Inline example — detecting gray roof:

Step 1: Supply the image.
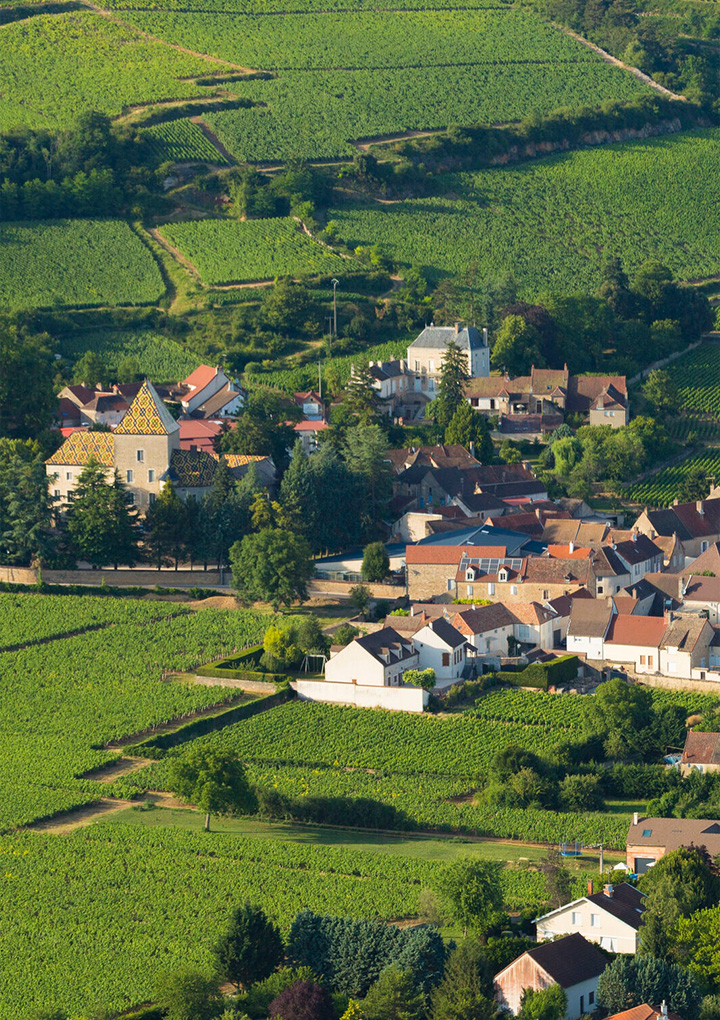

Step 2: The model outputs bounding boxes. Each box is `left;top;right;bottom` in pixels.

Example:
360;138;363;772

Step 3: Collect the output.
409;325;486;352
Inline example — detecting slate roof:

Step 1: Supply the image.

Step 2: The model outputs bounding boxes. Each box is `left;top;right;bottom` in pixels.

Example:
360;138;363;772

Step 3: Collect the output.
409;324;486;351
195;382;242;418
354;627;416;665
115;380;180;436
46;431;114;468
642;499;720;538
496;933;607;989
627;816;720;855
681;731;720;768
537;883;645;931
593;546;630;578
421;617;467;648
613;535;662;566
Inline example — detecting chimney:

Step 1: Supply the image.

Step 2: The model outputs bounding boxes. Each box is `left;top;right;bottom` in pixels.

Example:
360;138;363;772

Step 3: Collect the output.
697;500;705;516
633;811;639;825
454;322;461;335
632;530;637;542
661;1003;668;1019
483;327;489;346
587;880;594;896
680;576;688;598
603;883;614;898
569;541;575;555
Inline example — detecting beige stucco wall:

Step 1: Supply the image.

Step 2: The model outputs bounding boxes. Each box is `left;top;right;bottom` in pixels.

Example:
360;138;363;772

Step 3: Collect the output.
113;431;179;510
589;407;627;428
47;463;116;506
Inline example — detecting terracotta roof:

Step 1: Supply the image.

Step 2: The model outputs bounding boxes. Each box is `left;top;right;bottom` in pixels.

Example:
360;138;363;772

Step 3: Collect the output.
605;1005;683;1020
181;364;218;392
680;541;720;576
63;384;97;406
627;816;720;855
496;933;607;990
179;419;224;453
45;431;114;467
386;445;480;474
406;544;505;565
295;419;329;432
524;557;592;584
195;382;241;417
115;380;180;436
452;603;515;634
547;544;593;560
542;520;610;548
508;601;556;625
606;614;667;648
644;499;720;538
567;375;627;413
681;731;720;767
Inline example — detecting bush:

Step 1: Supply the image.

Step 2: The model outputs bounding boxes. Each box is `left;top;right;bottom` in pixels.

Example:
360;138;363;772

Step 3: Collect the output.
498;656;578;692
269;980;335;1020
333;624;360;646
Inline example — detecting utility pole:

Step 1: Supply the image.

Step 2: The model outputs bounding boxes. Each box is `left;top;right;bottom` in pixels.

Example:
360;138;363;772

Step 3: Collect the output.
318;361;322;400
331;278;339;337
599;844;604;873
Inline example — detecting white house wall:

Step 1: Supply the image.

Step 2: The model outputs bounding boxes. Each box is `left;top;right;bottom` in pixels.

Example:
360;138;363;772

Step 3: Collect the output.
295;679;427;712
535;900;639;954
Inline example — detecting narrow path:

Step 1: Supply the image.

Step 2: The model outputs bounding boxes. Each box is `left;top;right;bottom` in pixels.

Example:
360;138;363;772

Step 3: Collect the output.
81;755;154;783
28;798;137;834
149;226;203;283
554;24;688;101
104;693;249;750
355;128;447;151
190;116;237;163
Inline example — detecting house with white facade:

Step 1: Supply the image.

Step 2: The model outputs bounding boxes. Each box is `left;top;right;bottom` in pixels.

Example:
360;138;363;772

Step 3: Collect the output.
494;933;608;1020
178;365;245;418
408;323;490;396
411;617;468;686
535;882;645;955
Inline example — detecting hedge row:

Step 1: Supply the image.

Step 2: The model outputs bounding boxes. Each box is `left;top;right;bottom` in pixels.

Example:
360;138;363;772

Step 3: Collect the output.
498;655;579;692
0;580;220;600
195;645;289;684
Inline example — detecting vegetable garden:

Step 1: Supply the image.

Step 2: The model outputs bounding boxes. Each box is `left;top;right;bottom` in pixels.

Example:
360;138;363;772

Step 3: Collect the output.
0;219;165;310
159;217;351;284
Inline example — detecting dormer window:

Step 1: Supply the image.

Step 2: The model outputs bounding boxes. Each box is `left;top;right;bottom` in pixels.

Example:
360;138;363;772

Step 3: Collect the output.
466;569;474;582
499;569;508;582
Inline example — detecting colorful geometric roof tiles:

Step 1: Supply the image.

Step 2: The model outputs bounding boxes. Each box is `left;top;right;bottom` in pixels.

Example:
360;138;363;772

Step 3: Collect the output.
169;449;218;488
45;431;114;467
115;380;180;436
215;453;267;468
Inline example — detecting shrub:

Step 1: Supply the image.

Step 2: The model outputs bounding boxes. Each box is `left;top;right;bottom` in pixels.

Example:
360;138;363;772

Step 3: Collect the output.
333;624;360;646
269;980;335;1020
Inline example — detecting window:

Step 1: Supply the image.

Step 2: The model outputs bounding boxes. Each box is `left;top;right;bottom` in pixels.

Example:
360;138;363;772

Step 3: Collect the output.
447;579;454;592
488;583;495;595
428;360;435;373
148;469;155;483
702;541;709;552
486;639;491;652
466;570;474;582
490;399;496;410
648;655;653;668
149;493;156;506
590;914;600;927
414;360;420;372
542;590;549;599
136;449;145;463
126;469;133;483
510;585;517;595
640;655;646;665
467;585;474;596
571;911;581;925
54;489;60;498
589;993;595;1006
128;492;135;505
66;471;72;480
580;997;584;1015
442;653;450;667
642;829;652;837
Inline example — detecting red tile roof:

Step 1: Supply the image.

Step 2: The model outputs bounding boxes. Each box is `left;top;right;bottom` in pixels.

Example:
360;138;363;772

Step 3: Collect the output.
406;544;506;564
547;544;593;559
181;364;218;392
605;614;667;648
605;1005;683;1020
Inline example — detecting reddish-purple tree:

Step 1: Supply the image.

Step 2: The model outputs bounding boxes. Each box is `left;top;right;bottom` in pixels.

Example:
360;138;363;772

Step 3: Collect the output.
269;980;335;1020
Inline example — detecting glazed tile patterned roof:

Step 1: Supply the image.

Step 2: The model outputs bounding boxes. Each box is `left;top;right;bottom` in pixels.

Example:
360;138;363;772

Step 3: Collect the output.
170;449;218;488
213;453;267;468
46;431;114;467
115;379;180;436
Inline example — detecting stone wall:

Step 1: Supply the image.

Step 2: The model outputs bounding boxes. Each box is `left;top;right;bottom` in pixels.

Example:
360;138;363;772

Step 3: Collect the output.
308;579;404;599
294;678;427;712
43;568;225;588
0;566;39;584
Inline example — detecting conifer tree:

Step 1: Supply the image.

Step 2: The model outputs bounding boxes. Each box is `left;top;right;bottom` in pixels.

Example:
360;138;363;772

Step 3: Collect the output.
65;460;139;568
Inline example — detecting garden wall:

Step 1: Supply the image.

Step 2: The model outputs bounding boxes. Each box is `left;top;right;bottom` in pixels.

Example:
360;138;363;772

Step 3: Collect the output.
308;579;403;598
0;566;38;584
43;568;224;588
294;679;427;712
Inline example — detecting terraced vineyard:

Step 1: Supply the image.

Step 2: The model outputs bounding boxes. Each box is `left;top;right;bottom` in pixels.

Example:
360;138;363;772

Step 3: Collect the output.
329;128;720;291
0;10;231;132
670;342;720;413
0;219;165;310
159;216;351;283
57;326;198;382
625;449;720;507
142;118;229;165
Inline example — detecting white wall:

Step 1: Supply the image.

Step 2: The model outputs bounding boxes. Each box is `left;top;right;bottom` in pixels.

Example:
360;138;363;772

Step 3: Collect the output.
465;623;514;657
564;977;602;1020
566;634;605;660
604;642;660;673
295;679;428;712
536;900;639;954
413;626;466;687
325;642;387;687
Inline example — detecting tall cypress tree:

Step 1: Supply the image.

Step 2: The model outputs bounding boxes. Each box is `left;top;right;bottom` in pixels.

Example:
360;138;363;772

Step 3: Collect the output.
436;338;469;428
65;460;139;568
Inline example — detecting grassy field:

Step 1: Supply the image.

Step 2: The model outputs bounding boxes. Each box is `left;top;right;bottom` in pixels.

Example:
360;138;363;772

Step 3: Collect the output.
329;128;720;293
56;326;199;382
159;217;352;284
0;10;230;132
0;219;165;310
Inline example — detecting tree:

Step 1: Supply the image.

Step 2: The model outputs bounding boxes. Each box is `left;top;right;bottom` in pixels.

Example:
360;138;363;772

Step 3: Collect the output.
597;255;635;319
518;985;567;1020
262;623;302;672
430;940;496;1020
362;541;390;582
362;965;423;1020
144;480;187;569
230;527;313;610
499;440;522;465
539;850;572;909
349;582;372;617
72;350;108;389
558;773;603;812
341;364;382;426
597;954;701;1020
222;388;301;473
343;426;392;541
586;676;653;758
434;858;503;937
491;315;543;376
436;338;470;428
403;668;436;690
678;466;710;504
445;402;493;462
213;903;284;990
269;980;335;1020
639;846;720;947
65;460;139;568
0;439;54;565
154;968;222;1020
334;623;360;646
642;369;680;415
675;907;720;991
166;747;256;831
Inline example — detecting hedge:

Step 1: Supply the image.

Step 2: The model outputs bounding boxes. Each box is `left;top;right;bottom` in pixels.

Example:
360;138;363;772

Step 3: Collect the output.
0;580;220;600
498;655;579;692
134;688;295;754
195;645;291;684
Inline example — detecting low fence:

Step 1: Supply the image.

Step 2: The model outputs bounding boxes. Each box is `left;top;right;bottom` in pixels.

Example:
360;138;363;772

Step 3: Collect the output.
294;678;427;712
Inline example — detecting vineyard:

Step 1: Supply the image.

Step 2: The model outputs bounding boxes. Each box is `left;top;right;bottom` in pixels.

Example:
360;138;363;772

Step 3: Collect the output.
142;118;230;165
0;219;165;311
0;10;230;132
57;326;198;382
159;217;351;284
329;128;720;292
667;342;720;413
624;449;720;507
0;598;269;830
244;339;409;393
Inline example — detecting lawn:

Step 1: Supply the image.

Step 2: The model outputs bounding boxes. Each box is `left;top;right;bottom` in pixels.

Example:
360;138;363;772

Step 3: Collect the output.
0;219;165;310
329;128;720;294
